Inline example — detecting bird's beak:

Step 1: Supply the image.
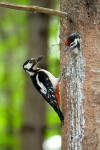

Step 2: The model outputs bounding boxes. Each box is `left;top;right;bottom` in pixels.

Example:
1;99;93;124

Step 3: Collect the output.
36;56;43;63
31;56;43;65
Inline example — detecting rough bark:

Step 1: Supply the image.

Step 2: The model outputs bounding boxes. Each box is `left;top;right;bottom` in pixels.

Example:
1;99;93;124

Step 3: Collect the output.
21;1;51;150
60;0;100;150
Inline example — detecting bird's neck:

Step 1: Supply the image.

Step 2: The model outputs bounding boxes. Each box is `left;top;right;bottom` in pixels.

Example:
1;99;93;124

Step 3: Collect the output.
26;68;35;76
26;68;40;77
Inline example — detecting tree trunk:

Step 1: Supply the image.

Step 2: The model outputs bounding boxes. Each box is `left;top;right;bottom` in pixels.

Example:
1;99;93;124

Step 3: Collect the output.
22;1;51;150
60;0;100;149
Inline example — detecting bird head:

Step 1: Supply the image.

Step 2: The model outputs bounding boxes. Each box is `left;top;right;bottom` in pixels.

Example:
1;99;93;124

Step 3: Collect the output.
23;56;43;72
64;33;81;51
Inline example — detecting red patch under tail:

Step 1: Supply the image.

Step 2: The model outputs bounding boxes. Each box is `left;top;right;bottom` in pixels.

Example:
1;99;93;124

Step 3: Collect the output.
55;84;60;106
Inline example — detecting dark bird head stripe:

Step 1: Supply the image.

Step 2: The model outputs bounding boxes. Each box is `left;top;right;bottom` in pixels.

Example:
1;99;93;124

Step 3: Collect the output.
23;56;43;71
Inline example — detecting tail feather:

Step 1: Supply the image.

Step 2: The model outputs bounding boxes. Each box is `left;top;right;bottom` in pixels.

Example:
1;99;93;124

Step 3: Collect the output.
52;105;64;126
57;109;64;127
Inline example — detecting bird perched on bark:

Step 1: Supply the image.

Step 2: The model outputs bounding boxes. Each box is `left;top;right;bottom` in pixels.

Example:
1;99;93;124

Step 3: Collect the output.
23;56;64;126
64;33;81;54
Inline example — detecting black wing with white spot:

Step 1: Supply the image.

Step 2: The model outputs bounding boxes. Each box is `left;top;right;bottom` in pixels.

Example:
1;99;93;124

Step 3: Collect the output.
37;71;64;125
37;71;58;106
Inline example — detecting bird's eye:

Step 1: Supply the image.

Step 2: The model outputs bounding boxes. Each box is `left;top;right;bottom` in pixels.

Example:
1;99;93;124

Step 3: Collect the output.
29;60;32;63
29;59;34;64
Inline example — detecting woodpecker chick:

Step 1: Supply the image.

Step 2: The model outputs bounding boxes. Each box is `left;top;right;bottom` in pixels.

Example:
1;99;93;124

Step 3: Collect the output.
23;56;64;125
64;33;81;54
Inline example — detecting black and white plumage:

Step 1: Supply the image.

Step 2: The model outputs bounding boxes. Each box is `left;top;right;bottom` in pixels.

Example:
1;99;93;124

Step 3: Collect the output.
23;56;64;125
64;33;81;54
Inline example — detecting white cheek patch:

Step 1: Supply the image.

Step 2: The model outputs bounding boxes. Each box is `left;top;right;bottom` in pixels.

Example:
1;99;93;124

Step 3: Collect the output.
70;38;80;49
74;38;78;44
75;38;80;45
36;74;47;94
24;63;33;70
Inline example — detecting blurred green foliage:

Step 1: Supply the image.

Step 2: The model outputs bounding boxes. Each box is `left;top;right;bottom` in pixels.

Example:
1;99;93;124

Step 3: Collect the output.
0;0;28;149
0;0;60;149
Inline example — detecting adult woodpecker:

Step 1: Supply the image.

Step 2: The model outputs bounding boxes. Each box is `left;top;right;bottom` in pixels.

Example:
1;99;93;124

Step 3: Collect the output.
64;33;81;53
23;56;64;125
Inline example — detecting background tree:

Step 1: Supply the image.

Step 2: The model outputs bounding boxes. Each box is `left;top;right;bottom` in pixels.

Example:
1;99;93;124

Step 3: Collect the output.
60;0;100;149
21;0;51;150
0;1;27;149
0;0;61;150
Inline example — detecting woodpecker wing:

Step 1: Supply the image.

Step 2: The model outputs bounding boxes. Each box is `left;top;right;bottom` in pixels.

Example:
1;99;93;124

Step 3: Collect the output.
36;71;64;124
36;71;58;106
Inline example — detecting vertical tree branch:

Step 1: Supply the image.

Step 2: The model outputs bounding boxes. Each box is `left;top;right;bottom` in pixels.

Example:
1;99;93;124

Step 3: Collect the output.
22;0;51;149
